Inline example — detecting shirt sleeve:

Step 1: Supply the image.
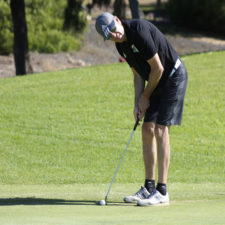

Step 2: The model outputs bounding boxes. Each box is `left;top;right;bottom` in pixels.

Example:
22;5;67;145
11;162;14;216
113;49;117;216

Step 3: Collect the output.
133;23;157;60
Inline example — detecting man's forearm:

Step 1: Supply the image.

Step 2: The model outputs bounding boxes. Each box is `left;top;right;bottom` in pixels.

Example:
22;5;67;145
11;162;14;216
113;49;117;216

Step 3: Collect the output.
142;68;163;99
133;69;145;107
143;54;164;99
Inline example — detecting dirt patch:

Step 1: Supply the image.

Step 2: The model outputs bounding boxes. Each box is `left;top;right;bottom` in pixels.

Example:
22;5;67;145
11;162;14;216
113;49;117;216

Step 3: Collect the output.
1;19;225;79
191;37;225;46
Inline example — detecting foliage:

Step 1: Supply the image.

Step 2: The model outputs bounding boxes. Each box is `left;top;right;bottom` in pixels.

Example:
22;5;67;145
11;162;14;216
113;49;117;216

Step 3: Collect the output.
167;0;225;36
0;1;13;54
0;0;87;55
63;0;87;33
113;0;126;19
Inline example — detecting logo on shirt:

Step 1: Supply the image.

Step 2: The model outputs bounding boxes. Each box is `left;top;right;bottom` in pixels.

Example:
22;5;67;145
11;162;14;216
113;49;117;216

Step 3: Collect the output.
131;44;139;53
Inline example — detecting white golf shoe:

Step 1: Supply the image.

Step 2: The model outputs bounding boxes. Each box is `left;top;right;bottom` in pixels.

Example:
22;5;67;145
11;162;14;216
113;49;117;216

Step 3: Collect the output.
137;190;169;206
124;186;150;203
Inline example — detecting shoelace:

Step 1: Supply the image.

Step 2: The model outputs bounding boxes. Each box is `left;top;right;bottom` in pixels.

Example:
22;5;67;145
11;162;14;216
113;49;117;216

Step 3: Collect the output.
135;187;147;198
147;190;157;199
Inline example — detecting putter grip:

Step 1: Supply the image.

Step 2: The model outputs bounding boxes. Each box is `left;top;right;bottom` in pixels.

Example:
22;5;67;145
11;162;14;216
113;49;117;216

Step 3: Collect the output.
133;119;139;131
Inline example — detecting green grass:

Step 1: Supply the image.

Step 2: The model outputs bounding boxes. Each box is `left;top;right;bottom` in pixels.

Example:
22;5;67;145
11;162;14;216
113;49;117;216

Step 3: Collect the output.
0;183;224;225
0;51;225;224
0;52;225;185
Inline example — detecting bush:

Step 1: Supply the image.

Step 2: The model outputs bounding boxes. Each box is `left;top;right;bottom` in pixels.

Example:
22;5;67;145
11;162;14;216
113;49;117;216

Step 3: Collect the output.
0;0;87;55
0;1;13;54
167;0;225;36
63;0;87;33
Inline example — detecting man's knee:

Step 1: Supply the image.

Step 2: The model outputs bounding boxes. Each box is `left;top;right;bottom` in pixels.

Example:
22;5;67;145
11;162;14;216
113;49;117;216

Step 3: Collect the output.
154;125;169;140
142;122;155;138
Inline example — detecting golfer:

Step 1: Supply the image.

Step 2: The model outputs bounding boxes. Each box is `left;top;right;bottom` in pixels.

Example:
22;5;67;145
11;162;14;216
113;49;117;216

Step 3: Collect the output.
95;12;188;206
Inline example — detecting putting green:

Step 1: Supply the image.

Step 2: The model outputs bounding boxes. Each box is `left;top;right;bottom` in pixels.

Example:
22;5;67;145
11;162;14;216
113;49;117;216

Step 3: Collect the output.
0;200;224;225
0;183;224;225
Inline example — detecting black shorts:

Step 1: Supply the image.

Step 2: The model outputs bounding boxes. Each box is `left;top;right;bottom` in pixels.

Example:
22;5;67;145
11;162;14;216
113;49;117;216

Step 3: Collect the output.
144;62;188;126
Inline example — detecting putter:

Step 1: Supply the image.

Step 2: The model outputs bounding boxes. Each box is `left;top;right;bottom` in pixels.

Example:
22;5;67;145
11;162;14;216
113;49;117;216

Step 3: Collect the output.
104;119;139;204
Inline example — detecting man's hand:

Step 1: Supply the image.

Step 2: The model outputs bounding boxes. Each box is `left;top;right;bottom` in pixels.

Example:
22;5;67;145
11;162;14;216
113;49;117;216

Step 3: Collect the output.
138;95;150;120
133;106;139;121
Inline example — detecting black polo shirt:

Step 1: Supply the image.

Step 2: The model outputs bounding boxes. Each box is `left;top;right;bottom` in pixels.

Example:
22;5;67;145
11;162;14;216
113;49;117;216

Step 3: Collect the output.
116;19;178;86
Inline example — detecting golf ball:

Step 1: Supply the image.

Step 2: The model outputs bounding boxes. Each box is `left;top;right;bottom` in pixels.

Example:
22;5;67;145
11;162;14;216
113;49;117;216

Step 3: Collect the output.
99;200;106;206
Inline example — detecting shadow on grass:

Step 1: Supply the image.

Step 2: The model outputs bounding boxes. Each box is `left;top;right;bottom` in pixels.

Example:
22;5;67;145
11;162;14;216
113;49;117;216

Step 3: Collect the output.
0;198;134;207
0;198;97;206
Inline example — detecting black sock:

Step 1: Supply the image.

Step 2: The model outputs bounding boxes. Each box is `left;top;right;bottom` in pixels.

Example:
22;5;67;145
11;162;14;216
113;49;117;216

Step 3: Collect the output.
156;183;167;196
144;179;155;194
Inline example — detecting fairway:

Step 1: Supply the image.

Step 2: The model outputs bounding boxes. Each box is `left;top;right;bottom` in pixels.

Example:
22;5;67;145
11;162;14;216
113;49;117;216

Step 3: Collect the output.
0;51;225;224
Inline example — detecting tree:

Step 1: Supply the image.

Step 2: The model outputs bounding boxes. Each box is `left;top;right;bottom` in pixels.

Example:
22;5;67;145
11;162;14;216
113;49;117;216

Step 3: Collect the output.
129;0;140;19
10;0;33;75
63;0;87;32
86;0;111;14
114;0;140;19
156;0;161;10
113;0;126;19
167;0;225;35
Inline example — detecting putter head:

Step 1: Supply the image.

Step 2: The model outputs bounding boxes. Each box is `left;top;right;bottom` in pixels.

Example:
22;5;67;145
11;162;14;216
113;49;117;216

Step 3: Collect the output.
105;196;108;205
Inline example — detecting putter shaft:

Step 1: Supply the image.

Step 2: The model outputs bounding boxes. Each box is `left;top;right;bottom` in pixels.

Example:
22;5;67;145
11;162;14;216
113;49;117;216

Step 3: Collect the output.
105;120;139;203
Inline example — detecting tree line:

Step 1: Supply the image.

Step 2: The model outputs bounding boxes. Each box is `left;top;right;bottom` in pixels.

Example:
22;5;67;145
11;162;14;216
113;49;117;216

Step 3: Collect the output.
2;0;225;76
3;0;162;75
4;0;87;75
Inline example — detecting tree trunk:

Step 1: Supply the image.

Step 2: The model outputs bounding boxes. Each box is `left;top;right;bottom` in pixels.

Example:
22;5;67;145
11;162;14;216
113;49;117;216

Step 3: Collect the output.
64;0;86;32
129;0;139;19
10;0;33;75
113;0;126;19
156;0;161;10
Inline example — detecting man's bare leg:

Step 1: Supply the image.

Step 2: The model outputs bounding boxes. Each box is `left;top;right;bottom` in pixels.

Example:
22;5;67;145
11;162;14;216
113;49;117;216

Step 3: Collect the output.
137;124;170;206
123;122;157;203
155;124;170;185
142;122;157;191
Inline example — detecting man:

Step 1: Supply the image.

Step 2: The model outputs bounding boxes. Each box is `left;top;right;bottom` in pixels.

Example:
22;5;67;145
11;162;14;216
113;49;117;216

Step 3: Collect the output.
95;12;188;206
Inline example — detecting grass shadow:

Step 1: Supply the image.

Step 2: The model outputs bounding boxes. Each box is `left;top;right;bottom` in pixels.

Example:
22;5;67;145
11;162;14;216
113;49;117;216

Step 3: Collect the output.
0;197;135;206
0;198;97;206
106;201;136;207
0;198;135;207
